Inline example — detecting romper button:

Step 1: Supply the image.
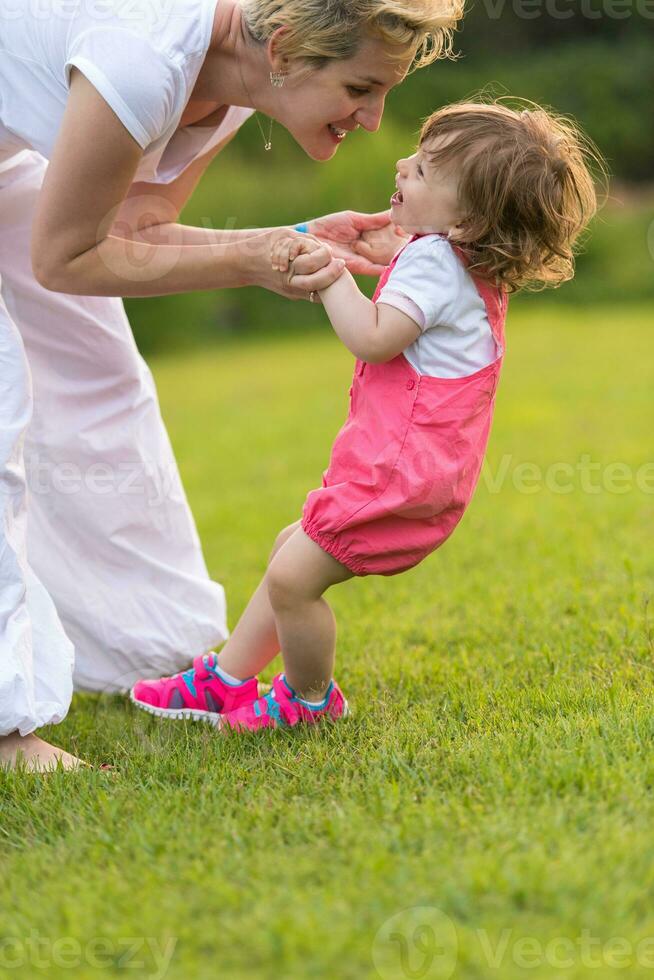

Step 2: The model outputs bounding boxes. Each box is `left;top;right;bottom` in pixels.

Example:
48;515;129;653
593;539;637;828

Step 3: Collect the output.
406;379;415;390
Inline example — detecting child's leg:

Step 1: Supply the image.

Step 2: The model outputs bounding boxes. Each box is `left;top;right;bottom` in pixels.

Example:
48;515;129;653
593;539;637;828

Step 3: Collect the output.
266;529;353;701
216;521;302;680
130;524;307;719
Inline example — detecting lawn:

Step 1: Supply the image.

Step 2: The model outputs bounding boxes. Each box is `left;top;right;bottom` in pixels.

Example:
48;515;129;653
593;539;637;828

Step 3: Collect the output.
1;303;653;979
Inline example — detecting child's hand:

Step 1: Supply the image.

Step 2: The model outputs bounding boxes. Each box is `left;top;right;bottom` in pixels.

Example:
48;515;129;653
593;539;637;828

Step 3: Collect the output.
271;234;332;280
271;234;346;300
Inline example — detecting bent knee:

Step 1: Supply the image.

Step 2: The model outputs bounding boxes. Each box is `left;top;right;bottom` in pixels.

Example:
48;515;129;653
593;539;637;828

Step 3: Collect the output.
266;553;308;611
268;520;301;563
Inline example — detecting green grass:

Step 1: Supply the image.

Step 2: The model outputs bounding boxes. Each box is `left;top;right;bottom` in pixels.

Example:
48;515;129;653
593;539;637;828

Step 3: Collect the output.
1;303;653;979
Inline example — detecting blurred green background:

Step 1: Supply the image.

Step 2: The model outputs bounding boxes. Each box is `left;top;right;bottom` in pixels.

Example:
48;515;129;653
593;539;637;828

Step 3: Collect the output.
126;12;654;355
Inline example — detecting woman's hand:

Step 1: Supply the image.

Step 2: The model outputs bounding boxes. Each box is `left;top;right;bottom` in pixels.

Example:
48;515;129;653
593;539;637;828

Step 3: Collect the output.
248;229;345;300
307;210;410;275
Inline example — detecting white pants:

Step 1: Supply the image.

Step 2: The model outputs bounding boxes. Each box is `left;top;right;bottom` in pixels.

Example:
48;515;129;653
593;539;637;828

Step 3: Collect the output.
0;150;228;736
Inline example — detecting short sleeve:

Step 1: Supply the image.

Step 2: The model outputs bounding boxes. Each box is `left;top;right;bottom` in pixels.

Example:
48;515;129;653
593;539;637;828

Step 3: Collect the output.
376;236;460;332
64;29;184;149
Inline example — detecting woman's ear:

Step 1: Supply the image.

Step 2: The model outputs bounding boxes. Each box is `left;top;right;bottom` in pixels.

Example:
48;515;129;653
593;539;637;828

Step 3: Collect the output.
267;26;291;74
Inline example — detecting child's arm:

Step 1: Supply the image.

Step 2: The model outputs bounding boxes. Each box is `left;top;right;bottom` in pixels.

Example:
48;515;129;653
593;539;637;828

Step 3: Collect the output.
317;269;421;364
275;235;421;363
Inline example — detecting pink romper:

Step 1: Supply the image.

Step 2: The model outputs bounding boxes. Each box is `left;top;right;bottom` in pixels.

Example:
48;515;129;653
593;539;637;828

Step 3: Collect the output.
302;235;508;576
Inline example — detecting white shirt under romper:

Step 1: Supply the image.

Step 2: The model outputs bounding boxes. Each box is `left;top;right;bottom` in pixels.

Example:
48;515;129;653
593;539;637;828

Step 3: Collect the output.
0;0;253;178
376;234;500;379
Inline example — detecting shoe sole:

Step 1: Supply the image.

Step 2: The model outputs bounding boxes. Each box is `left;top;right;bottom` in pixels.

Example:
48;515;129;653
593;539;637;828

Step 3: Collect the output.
130;691;351;727
128;681;272;725
218;698;352;733
129;689;221;725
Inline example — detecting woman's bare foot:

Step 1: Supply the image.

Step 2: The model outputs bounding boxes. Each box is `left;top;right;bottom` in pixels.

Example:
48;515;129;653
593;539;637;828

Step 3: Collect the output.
0;732;88;772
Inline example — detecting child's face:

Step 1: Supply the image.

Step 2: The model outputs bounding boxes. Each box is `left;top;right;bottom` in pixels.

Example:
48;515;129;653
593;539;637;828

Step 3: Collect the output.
390;143;463;237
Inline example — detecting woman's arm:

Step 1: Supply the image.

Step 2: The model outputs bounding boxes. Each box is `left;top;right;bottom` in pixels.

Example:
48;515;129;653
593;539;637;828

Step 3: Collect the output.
109;127;400;272
116;165;405;270
108;129;399;278
31;70;341;299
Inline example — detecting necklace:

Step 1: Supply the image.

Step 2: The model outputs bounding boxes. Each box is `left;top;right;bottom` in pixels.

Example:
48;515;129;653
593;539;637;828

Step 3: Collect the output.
237;61;273;151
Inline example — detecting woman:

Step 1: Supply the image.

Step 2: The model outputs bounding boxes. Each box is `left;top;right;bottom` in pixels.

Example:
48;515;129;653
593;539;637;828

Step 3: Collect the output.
0;0;461;770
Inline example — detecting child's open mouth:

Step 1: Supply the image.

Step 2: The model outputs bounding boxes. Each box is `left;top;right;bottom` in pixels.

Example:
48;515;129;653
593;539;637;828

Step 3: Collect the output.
391;190;403;205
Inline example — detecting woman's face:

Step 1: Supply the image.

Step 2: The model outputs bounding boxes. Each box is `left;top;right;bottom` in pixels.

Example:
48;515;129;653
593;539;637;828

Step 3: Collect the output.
277;38;413;161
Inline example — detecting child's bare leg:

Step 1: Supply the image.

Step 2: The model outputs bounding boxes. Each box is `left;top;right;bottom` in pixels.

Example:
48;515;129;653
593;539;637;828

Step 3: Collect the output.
217;521;302;679
266;530;353;701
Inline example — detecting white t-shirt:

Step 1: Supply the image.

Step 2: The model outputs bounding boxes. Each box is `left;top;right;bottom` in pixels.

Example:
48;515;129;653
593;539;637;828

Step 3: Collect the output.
0;0;253;181
376;234;500;379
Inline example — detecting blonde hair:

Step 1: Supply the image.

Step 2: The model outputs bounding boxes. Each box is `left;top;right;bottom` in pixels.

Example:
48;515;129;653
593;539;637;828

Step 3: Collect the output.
240;0;463;71
419;99;606;292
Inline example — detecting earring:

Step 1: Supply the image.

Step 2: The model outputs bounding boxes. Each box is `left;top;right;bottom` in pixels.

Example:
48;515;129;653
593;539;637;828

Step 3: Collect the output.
270;71;286;88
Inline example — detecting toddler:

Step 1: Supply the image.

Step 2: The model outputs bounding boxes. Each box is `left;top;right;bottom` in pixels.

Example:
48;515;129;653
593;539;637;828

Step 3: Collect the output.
131;100;601;731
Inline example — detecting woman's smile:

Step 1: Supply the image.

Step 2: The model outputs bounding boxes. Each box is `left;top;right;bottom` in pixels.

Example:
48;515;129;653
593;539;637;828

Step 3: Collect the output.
327;123;351;142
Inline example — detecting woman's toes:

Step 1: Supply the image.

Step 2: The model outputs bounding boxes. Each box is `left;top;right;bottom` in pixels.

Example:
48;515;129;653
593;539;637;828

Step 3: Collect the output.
0;733;89;772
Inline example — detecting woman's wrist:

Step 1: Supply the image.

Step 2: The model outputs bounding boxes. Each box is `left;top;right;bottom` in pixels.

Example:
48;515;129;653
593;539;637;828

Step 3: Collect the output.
238;231;273;288
245;227;309;291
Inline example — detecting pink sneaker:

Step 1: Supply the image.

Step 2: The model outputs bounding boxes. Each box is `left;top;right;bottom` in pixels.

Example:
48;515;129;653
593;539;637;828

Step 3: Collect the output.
219;673;349;732
130;653;259;724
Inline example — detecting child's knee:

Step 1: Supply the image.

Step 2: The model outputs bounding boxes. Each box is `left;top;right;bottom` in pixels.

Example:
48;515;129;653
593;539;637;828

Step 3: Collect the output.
266;552;307;611
268;520;301;564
